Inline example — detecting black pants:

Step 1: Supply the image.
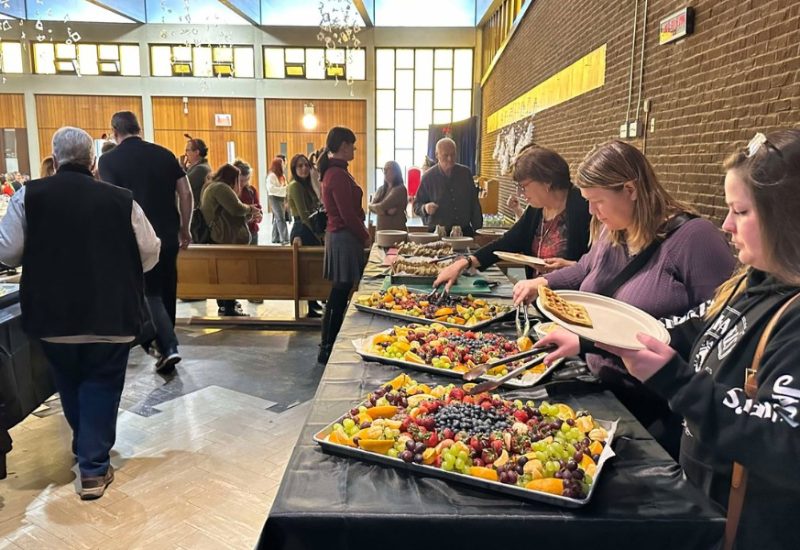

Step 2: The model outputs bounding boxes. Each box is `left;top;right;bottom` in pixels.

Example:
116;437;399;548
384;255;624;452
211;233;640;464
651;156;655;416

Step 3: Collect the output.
40;341;130;477
144;242;179;351
320;283;353;353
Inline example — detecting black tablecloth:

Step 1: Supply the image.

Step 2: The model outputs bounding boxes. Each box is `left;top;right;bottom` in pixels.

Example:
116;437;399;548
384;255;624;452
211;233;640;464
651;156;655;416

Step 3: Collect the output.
258;247;725;550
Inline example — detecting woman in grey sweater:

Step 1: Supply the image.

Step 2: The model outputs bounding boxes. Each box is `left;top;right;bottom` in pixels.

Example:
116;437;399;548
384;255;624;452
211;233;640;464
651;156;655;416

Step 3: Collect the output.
514;139;736;457
369;160;407;231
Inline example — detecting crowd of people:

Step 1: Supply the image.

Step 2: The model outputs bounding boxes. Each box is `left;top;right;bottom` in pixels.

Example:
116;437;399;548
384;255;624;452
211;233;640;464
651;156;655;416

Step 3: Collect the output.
0;110;796;548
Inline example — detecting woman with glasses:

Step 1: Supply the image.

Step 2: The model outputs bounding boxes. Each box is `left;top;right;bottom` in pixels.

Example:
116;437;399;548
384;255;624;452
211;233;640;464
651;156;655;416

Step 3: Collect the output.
434;145;592;289
515;139;736;457
564;130;800;549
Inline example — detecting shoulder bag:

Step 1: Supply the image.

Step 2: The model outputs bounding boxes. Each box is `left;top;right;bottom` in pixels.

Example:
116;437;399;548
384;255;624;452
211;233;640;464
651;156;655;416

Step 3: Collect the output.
598;213;697;298
723;290;800;550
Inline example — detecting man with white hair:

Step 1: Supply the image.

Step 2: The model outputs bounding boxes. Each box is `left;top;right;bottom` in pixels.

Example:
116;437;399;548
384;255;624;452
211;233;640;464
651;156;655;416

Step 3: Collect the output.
413;137;483;236
0;126;160;500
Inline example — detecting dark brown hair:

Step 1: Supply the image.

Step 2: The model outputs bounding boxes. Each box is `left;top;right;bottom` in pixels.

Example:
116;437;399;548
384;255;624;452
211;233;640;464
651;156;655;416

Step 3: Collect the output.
187;138;208;158
318;126;356;178
512;145;571;191
290;154;312;185
577;139;694;251
110;111;141;136
212;163;240;188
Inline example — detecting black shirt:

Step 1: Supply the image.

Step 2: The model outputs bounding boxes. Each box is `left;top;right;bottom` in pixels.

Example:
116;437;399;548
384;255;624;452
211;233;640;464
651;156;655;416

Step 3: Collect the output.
98;136;185;242
412;163;483;236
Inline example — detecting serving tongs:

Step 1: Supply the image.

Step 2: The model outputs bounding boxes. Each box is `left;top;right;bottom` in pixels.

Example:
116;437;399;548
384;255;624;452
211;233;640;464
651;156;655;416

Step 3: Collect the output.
426;284;450;305
516;303;531;338
462;343;556;382
426;254;460;264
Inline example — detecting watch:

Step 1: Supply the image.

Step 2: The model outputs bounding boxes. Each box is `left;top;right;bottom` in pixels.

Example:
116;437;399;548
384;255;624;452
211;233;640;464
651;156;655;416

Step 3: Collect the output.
460;255;474;270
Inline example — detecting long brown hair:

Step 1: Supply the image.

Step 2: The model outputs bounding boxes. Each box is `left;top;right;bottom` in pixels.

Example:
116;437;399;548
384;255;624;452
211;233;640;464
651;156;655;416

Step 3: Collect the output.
270;157;284;180
212;163;240;188
576;140;694;251
707;129;800;316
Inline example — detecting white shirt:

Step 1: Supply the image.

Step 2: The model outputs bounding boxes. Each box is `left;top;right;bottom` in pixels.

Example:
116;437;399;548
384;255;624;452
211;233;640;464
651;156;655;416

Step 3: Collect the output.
266;172;287;198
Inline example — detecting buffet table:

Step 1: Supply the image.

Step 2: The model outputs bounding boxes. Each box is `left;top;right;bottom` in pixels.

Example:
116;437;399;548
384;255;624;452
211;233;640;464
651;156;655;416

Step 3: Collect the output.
258;246;725;549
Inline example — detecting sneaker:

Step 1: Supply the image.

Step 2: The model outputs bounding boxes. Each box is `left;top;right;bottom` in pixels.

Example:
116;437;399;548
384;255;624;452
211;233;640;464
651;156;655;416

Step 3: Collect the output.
79;465;114;500
222;310;250;317
155;350;181;374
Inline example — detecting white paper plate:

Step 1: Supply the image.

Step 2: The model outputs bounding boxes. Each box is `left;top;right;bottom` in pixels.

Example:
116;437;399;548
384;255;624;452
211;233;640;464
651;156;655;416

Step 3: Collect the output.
536;290;670;350
494;251;546;267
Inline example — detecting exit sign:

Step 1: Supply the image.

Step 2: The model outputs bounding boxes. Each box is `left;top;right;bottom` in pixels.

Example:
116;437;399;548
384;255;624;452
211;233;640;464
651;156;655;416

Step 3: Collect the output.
659;7;694;45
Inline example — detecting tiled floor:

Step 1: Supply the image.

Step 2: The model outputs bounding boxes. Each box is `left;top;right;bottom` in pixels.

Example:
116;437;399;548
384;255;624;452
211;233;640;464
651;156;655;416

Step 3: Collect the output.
1;307;324;550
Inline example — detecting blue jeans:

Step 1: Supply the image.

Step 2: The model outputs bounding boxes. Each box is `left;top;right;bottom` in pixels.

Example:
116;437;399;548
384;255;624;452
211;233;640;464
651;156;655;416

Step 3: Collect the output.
269;195;289;244
40;341;130;477
147;295;179;355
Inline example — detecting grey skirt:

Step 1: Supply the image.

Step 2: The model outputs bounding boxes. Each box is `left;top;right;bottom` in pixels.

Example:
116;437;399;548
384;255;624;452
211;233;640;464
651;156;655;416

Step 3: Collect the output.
324;229;365;285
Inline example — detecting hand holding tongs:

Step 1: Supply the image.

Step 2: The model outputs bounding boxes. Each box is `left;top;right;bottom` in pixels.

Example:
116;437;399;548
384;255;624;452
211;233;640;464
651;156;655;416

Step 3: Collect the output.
462;343;556;382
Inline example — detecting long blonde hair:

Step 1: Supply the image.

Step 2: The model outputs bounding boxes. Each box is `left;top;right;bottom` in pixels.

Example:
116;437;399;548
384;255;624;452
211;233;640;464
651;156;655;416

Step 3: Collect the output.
576;140;694;252
707;128;800;317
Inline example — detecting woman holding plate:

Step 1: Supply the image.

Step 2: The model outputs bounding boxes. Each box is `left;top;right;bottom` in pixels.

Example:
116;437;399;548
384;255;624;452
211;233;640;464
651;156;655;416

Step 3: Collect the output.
514;139;736;457
434;145;591;289
584;129;800;550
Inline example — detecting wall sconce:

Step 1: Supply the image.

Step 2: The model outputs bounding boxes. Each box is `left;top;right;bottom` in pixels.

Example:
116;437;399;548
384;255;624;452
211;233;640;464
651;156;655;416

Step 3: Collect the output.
182;96;189;115
302;103;317;130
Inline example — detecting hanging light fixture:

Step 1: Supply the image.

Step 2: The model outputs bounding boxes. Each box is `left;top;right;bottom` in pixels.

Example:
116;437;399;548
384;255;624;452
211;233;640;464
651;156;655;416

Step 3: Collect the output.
302;103;318;130
316;0;362;94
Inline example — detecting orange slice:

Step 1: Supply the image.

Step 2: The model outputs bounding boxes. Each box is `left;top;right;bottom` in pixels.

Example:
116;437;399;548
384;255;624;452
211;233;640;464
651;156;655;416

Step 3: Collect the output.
354;426;383;440
387;373;410;390
469;466;499;481
357;439;394;454
403;351;426;364
555;404;576;420
589;440;603;457
365;405;398;419
525;478;564;495
516;335;533;351
580;454;595;471
328;429;355;447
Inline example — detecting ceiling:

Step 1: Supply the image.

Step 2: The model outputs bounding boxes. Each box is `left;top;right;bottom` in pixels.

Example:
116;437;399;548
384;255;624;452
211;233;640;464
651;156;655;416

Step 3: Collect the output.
0;0;494;27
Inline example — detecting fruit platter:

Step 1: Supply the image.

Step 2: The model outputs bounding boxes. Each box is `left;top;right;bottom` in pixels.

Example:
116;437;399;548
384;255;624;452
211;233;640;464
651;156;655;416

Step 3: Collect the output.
354;323;561;388
314;373;616;507
354;285;513;329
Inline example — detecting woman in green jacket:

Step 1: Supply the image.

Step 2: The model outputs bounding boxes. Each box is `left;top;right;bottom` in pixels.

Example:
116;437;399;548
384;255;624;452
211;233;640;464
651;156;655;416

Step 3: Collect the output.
200;163;262;316
286;153;324;317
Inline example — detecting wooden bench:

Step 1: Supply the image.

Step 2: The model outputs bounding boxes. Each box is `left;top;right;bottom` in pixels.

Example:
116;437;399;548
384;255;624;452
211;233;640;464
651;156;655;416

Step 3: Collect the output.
176;239;333;326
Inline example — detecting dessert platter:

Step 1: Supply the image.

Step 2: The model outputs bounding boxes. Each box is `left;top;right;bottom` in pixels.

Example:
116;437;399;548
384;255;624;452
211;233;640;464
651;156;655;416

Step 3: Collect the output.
315;373;617;507
355;323;561;388
354;285;512;329
396;241;454;258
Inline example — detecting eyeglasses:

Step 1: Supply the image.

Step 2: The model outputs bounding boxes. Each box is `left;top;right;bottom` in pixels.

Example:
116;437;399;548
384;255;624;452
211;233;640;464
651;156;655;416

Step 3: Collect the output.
744;132;788;186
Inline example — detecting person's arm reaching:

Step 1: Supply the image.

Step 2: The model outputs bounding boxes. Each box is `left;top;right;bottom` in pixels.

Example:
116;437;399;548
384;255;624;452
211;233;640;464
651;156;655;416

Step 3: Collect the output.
176;176;193;249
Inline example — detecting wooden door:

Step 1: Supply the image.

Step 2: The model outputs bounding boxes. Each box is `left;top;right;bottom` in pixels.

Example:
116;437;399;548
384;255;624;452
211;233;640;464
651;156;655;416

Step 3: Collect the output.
35;94;143;158
264;99;367;207
152;96;259;183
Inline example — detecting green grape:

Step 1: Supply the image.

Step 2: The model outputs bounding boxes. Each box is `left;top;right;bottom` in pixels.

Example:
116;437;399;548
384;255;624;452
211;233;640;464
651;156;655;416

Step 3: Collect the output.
444;455;456;468
387;448;399;458
535;451;547;462
585;474;593;484
560;423;570;433
343;418;355;430
358;406;367;413
442;461;455;471
455;458;466;470
546;461;559;473
333;423;344;432
457;450;468;463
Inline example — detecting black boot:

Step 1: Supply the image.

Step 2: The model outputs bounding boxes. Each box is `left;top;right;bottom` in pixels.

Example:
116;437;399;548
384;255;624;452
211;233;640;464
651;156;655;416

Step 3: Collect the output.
318;304;334;364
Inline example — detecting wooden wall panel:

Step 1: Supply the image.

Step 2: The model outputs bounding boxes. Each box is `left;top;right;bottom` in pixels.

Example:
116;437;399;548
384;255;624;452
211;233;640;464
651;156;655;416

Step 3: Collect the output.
265;99;367;206
35;95;142;158
152;96;258;183
0;94;26;128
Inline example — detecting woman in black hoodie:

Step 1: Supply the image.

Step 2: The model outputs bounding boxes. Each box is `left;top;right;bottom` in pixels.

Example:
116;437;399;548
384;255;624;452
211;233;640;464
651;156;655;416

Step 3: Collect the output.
601;129;800;550
434;145;590;288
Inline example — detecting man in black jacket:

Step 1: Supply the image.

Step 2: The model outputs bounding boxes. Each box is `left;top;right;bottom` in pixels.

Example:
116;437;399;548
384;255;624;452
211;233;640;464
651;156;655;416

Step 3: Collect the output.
99;112;193;373
0;126;161;500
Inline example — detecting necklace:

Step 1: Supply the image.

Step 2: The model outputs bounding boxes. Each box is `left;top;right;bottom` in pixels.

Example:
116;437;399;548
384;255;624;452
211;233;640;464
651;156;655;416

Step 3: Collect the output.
537;212;561;258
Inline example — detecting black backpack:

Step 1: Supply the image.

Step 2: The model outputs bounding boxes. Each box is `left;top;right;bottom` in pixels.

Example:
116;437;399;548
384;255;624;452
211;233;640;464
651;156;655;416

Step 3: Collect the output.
191;208;212;244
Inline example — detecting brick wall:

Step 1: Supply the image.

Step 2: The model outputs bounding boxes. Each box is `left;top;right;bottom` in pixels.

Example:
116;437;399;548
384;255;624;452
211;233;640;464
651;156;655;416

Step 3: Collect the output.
481;0;800;223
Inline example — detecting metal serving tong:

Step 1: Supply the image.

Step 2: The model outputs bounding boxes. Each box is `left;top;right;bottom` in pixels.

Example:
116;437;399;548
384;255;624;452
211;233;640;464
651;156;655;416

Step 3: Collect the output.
426;254;461;264
466;345;557;395
426;284;449;305
462;343;556;382
515;303;531;338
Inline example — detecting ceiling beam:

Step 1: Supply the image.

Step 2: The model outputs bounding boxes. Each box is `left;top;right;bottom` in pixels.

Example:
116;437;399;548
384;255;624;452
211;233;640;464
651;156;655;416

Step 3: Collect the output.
218;0;261;26
85;0;146;23
352;0;373;27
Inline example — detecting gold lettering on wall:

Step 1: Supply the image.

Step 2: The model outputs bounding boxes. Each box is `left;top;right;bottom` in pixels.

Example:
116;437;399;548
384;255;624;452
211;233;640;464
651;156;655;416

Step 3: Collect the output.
486;44;606;133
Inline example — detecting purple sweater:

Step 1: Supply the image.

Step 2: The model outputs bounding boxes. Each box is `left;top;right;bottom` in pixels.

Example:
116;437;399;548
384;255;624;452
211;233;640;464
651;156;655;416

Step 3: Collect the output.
546;218;736;320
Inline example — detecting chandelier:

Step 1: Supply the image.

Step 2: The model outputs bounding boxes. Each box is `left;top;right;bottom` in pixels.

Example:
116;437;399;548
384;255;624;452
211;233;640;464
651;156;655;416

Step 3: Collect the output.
316;0;362;94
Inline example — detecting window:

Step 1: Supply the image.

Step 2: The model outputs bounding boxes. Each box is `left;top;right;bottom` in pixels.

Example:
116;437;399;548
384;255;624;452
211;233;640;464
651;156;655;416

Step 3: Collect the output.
32;43;140;76
149;44;253;78
0;42;24;74
375;48;473;176
262;47;366;81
